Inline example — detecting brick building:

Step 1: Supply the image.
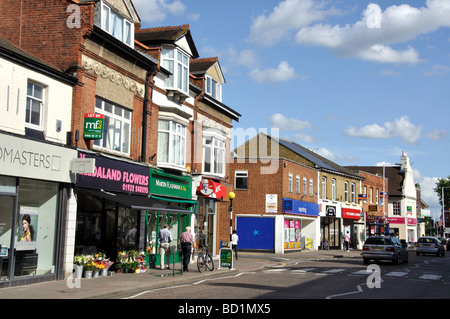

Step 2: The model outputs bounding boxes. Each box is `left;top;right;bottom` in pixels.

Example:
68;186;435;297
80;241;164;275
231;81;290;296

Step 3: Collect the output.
0;0;240;286
230;133;320;253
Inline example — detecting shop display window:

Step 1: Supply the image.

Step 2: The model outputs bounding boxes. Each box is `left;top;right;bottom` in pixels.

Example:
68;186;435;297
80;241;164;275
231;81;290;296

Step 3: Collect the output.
0;177;59;281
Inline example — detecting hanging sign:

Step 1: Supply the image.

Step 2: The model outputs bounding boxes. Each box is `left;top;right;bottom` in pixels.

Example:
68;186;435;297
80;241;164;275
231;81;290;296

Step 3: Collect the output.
197;179;226;199
83;113;104;139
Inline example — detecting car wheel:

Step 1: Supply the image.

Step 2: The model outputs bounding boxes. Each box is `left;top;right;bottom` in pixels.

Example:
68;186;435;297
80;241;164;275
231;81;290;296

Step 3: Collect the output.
393;254;400;265
404;254;408;264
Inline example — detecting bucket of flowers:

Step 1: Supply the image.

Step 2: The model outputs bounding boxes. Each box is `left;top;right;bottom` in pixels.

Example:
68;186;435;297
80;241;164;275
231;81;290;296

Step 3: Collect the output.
83;256;95;279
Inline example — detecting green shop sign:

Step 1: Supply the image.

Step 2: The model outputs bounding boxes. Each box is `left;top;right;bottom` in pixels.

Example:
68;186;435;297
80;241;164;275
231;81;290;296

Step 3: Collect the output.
149;169;192;199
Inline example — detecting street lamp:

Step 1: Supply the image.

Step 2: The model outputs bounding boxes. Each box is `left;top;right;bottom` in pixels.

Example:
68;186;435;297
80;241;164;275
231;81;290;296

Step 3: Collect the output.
442;187;449;237
228;191;235;247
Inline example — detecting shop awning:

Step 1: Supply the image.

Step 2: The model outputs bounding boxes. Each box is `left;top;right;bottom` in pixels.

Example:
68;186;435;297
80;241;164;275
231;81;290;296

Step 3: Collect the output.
79;188;195;214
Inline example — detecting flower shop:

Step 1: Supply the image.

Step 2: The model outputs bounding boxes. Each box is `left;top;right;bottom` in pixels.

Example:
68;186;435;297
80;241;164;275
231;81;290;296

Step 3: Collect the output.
74;154;197;273
73;251;147;278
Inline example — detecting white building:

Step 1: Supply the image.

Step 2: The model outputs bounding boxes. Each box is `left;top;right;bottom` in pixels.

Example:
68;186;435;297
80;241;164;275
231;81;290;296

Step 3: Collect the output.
0;38;77;287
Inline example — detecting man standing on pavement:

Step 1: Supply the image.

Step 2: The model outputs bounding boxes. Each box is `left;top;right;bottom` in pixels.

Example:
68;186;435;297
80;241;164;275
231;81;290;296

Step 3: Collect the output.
158;224;172;269
179;226;194;271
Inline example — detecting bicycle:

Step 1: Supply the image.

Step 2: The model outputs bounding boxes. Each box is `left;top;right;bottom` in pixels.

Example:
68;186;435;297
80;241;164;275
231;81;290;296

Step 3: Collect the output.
197;244;214;272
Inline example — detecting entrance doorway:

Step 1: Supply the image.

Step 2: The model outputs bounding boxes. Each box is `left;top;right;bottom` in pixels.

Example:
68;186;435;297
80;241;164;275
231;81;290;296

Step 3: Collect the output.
321;216;341;249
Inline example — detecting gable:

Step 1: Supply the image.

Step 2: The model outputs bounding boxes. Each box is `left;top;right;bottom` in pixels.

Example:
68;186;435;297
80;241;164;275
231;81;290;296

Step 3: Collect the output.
104;0;140;23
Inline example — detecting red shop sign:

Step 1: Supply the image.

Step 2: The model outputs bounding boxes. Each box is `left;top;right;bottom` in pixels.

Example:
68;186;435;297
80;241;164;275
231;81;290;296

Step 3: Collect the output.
197;179;226;199
342;208;361;220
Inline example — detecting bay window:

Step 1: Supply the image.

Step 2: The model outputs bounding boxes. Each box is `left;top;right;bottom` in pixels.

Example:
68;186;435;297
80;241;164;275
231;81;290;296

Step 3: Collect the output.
162;46;189;94
203;136;225;176
93;97;131;155
157;119;186;168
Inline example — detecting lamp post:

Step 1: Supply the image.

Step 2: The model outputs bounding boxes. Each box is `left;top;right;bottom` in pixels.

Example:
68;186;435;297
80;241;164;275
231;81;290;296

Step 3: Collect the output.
442;187;449;237
228;192;235;247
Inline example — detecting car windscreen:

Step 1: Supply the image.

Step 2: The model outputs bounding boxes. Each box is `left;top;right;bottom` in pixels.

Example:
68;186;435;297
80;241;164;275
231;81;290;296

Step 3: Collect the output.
418;238;435;243
365;238;391;245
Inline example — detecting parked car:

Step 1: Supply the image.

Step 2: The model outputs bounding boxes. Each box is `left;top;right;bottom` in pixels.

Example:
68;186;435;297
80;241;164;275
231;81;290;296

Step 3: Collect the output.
362;236;409;265
416;236;445;256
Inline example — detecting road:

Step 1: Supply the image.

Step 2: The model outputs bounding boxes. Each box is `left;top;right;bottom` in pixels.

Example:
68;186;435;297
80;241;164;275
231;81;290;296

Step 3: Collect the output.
119;251;450;299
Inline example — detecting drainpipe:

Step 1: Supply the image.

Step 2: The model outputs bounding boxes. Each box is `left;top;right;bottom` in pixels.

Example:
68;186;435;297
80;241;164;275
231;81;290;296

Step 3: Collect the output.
141;69;154;163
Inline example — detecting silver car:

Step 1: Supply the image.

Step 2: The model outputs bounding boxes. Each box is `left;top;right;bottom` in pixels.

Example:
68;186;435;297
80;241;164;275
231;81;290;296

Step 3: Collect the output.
416;236;445;256
362;236;409;265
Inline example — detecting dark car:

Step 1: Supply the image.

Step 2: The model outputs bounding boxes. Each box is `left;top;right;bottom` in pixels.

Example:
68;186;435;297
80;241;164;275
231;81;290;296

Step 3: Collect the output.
416;236;445;256
362;236;409;265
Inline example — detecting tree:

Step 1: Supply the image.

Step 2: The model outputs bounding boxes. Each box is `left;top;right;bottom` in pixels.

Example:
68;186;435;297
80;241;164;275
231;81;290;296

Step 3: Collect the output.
434;176;450;210
434;177;450;234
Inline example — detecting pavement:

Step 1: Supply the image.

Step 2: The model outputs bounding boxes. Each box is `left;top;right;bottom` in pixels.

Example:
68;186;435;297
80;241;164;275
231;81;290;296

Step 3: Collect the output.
0;249;363;299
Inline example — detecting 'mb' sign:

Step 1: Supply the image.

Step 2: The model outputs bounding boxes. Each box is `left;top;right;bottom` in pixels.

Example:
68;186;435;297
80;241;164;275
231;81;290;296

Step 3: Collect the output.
83;113;104;139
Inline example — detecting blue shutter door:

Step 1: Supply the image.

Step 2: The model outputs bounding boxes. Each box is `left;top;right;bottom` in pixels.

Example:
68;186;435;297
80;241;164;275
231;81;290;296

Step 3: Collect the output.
236;217;275;250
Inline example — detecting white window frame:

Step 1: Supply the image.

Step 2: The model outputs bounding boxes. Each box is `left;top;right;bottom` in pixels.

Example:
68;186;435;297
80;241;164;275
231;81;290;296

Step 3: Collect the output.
93;97;131;155
157;119;186;169
309;179;314;197
288;173;293;193
235;170;248;190
331;179;337;201
295;175;300;194
101;2;134;47
206;75;222;101
202;134;225;177
344;181;349;202
393;201;401;216
162;46;189;94
303;177;307;196
322;177;327;200
351;183;356;203
25;81;45;130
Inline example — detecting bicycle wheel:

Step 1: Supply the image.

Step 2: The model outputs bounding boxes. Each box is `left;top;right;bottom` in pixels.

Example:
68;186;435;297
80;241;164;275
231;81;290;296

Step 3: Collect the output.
205;254;214;271
197;255;205;272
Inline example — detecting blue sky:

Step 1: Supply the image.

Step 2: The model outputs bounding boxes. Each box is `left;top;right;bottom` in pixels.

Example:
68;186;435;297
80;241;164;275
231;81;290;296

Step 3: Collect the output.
133;0;450;219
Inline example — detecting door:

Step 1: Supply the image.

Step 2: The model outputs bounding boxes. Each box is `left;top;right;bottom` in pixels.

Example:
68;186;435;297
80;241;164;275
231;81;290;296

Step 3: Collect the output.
0;195;15;281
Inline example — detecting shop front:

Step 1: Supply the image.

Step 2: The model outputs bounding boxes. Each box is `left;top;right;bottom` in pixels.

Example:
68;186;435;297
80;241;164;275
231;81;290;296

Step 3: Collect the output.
195;178;227;256
147;168;195;267
74;151;195;270
342;206;363;249
320;203;341;250
387;217;417;243
0;133;76;287
282;198;319;251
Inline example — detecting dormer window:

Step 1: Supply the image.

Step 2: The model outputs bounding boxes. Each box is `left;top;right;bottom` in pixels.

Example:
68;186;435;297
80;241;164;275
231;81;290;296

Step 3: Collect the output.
101;2;133;47
162;46;189;94
206;75;221;101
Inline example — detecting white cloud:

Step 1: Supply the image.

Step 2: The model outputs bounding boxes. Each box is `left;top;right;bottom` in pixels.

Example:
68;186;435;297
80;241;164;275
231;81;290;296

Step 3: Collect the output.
414;169;441;219
270;113;311;131
344;116;423;144
250;61;297;83
133;0;187;23
426;129;447;141
249;0;340;47
270;113;316;143
252;0;450;63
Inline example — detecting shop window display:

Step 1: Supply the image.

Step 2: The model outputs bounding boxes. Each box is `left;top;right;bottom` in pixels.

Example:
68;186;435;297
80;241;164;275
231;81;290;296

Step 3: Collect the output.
0;177;59;281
